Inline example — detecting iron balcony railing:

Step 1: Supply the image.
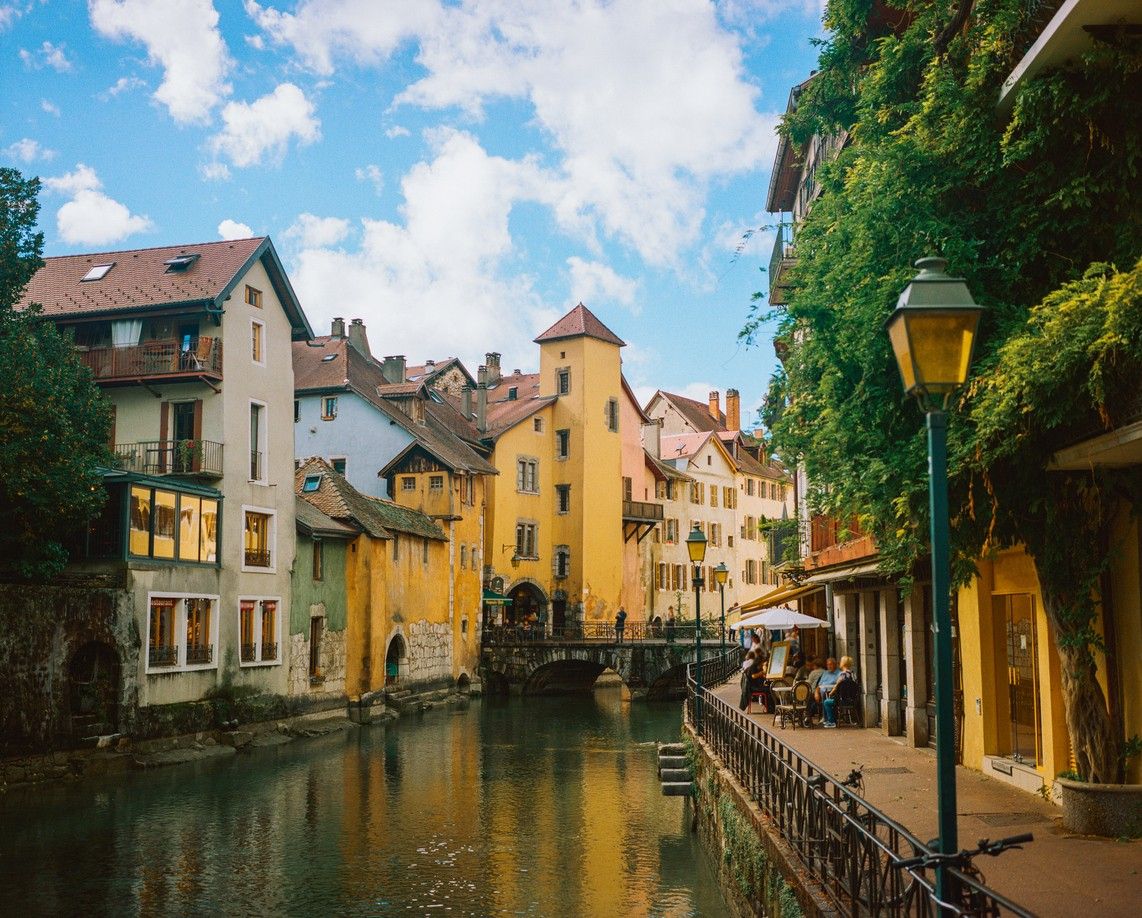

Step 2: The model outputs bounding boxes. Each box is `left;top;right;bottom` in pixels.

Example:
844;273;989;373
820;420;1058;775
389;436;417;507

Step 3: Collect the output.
242;642;279;663
250;450;264;482
244;548;272;568
185;644;213;665
148;645;177;667
769;224;796;306
482;619;725;645
113;439;224;478
685;670;1033;917
78;337;223;383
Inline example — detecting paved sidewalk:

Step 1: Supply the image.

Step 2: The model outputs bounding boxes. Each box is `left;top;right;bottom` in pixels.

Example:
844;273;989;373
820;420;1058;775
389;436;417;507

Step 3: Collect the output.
712;683;1140;917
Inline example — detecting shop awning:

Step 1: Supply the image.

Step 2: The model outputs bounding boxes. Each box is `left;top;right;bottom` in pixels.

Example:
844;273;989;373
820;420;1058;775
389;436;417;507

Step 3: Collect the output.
738;582;818;615
482;589;513;605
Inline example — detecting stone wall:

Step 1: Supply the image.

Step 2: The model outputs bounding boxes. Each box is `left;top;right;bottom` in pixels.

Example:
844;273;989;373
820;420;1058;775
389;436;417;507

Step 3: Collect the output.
405;619;453;686
287;627;347;699
0;579;138;754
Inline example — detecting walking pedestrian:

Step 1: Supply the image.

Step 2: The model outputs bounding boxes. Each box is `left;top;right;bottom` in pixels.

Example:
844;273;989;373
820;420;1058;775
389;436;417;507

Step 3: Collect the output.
665;607;676;643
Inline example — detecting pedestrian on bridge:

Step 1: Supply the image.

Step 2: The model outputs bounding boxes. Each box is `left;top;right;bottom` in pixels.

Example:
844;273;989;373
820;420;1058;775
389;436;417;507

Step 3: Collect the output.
615;607;627;643
665;608;676;643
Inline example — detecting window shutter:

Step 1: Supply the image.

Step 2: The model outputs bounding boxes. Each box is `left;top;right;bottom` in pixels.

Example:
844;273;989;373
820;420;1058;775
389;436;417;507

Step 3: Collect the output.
192;400;203;471
159;402;169;472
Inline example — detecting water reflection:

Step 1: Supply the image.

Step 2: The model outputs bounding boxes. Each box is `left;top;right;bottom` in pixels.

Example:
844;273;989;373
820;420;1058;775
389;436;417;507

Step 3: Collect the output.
0;688;725;916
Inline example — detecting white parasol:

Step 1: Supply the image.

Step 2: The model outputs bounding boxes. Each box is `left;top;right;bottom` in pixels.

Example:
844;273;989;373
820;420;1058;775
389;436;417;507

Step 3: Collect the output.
731;606;831;631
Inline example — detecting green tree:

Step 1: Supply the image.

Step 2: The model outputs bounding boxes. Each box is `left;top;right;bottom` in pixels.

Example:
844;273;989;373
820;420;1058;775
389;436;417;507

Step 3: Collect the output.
750;1;1142;781
0;167;112;579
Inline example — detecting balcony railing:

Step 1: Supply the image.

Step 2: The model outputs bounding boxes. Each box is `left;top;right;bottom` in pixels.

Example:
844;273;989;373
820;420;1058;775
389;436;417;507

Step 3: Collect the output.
622;499;663;523
768;224;796;306
250;450;263;482
185;644;213;665
148;645;177;667
260;643;278;662
241;643;258;663
78;337;223;383
244;548;272;568
113;439;224;478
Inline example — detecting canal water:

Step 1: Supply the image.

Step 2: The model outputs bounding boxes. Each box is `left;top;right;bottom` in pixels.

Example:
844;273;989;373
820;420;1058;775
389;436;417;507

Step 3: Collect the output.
0;687;727;916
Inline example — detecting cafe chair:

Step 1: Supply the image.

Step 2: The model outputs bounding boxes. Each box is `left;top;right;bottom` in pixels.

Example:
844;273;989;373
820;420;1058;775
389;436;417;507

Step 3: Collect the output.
773;680;812;729
835;678;862;727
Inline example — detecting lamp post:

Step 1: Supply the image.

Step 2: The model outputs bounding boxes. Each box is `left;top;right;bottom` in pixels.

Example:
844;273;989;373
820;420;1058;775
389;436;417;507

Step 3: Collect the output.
886;256;983;907
714;562;729;650
685;524;708;730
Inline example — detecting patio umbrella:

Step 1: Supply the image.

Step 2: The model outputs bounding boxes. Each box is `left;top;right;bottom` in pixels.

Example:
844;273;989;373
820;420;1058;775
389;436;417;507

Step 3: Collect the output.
731;606;831;631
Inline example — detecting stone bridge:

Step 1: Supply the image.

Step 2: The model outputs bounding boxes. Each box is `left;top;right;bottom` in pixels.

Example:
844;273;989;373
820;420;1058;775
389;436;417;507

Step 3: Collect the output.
481;639;711;700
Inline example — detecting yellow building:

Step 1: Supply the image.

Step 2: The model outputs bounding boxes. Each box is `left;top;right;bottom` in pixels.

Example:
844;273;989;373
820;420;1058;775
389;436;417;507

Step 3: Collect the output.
295;458;454;697
477;304;627;629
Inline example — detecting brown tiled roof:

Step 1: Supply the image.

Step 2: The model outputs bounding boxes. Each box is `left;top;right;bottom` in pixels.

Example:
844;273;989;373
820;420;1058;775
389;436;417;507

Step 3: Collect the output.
487;371;541;403
655;390;725;432
20;237;312;337
294;496;357;538
293;336;353;391
534;303;625;346
405;357;472;386
485;396;555;439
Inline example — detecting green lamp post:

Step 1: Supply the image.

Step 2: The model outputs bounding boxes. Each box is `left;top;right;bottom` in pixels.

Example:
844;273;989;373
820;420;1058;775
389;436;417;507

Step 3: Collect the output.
685;523;708;730
885;256;983;905
714;562;729;650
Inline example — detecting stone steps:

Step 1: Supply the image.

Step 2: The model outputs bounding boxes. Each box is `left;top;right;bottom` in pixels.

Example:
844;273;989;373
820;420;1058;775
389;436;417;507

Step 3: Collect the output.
657;742;692;797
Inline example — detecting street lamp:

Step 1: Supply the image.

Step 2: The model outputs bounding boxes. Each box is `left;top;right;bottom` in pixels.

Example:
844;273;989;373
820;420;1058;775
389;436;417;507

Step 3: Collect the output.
685;523;708;729
713;562;729;650
886;256;983;905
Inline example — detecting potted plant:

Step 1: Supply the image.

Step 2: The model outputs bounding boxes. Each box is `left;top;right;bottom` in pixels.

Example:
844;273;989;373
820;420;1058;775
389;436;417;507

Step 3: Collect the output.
1055;737;1142;838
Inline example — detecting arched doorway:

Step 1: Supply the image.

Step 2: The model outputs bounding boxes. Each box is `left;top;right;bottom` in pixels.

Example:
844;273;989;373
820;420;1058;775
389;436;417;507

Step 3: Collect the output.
507;581;547;625
385;634;407;687
68;642;120;738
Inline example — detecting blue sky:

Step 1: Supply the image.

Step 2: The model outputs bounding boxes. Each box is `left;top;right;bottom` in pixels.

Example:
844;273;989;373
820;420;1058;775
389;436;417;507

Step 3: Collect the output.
2;0;823;423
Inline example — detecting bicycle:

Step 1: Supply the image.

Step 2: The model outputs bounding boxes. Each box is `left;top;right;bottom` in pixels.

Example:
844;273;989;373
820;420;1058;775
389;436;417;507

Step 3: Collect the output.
894;833;1034;916
839;763;865;795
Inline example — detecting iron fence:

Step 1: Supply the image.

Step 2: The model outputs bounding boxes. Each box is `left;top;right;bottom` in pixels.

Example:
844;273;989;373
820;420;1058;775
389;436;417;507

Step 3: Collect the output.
113;439;224;477
685;669;1033;917
482;619;728;645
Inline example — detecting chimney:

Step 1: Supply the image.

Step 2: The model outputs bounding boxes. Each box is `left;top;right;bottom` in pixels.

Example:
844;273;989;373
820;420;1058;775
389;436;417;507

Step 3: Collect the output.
331;317;346;338
476;365;488;434
461;385;473;419
485;352;502;386
425;359;435;371
642;419;661;460
348;318;371;358
381;354;406;384
726;389;741;432
708;390;721;422
754;428;768;464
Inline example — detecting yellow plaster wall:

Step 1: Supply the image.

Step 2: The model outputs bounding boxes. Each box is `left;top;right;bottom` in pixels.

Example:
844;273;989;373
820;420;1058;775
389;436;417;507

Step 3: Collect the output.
1109;511;1142;783
619;388;655;621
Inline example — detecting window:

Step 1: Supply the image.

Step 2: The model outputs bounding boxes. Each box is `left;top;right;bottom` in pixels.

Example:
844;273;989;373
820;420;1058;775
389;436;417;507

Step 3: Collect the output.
747;479;755;496
429;474;444;492
460;544;468;569
556;484;571;514
303;474;322;493
515;521;538;559
463;475;475;506
251;319;265;364
331;457;347;475
533;417;544;433
556;429;570;460
780;484;787;501
402;476;416;491
770;482;778;500
245;284;262;308
554;546;570;579
239;597;281;666
655;480;666;500
81;262;115;282
312;539;324;580
745;559;757;584
243;508;274;571
249;402;266;482
309;617;324;680
321;396;338;420
422;538;429;564
556;368;570;395
690;481;704;504
392;534;400;561
710;523;721;547
147;594;218;672
665;518;678;543
724;486;736;509
294;399;300;423
711;487;718;508
606;398;619;432
516;457;538;494
130;486;219;563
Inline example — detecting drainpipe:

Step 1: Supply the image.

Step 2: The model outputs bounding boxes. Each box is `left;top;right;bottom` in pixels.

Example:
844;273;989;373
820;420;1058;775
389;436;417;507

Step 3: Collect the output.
826;581;837;659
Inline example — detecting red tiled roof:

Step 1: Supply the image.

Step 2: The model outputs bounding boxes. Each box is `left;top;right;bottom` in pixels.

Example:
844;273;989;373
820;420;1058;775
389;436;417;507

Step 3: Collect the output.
485;396;555;439
534;303;625;346
293;336;352;391
488;371;541;403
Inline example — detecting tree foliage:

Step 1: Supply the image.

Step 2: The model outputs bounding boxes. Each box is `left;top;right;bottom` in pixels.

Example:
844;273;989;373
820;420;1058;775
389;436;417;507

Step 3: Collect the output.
750;0;1142;781
0;168;112;579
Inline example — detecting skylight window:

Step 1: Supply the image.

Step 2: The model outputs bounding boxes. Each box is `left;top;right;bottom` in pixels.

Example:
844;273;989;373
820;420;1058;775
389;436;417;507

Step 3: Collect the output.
164;253;200;272
81;263;115;282
427;389;444;403
321;354;338;362
302;474;322;493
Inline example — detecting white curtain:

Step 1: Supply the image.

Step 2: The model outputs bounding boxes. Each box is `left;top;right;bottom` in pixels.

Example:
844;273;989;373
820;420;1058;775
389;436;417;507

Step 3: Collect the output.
111;319;143;348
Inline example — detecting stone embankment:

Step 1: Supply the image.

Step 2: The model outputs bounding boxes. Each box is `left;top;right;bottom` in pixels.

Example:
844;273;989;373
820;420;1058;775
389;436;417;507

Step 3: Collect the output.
1;686;475;792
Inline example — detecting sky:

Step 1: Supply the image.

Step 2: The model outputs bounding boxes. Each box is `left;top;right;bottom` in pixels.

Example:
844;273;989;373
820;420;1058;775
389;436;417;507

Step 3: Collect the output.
2;0;824;426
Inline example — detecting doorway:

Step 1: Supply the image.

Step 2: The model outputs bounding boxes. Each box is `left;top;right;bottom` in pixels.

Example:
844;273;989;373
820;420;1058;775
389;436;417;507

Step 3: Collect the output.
68;642;119;739
172;402;196;471
995;593;1042;766
385;634;406;687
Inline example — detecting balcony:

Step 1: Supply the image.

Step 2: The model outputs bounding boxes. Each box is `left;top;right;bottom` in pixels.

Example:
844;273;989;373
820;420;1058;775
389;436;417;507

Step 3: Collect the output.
769;224;796;306
113;439;224;479
623;499;663;543
78;337;223;386
185;644;213;665
244;548;272;568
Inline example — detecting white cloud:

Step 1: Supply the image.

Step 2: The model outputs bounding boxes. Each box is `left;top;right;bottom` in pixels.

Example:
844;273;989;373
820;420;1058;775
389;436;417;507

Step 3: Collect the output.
0;5;20;30
286;213;350;248
287;130;562;371
210;83;320;168
3;138;56;164
253;0;778;267
41;99;61;116
199;161;231;181
89;0;231;124
102;75;147;98
384;125;409;139
245;33;264;50
20;40;74;72
43;164;152;244
354;163;383;195
566;257;639;313
218;218;253;240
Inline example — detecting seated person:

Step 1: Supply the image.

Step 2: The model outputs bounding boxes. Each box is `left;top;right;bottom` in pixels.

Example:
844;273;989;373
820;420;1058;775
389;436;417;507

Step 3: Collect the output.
803;656;827;719
790;652;809;681
821;656;858;727
749;654;774;713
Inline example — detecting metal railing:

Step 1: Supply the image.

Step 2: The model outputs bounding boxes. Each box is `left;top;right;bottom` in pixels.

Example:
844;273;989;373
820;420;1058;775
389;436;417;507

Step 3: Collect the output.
482;619;727;646
185;644;213;665
244;548;272;568
769;224;796;305
684;673;1033;917
78;337;223;382
113;439;224;477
